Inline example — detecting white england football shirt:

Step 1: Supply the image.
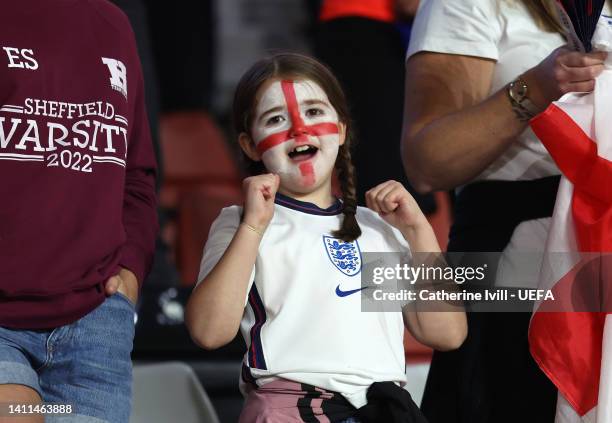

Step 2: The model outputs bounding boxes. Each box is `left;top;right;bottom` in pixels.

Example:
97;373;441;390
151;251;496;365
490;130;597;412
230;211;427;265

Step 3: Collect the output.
198;193;410;408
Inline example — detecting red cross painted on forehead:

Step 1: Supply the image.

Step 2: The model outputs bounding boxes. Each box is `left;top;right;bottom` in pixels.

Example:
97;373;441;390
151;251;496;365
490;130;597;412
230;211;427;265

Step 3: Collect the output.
255;80;339;155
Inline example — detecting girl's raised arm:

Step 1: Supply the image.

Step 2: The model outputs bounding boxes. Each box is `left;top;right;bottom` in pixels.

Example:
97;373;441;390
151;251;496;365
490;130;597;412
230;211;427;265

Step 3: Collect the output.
366;181;467;351
185;174;279;350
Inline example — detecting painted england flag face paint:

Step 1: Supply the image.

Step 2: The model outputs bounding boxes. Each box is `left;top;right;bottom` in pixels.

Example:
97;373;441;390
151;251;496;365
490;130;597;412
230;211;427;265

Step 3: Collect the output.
251;79;342;192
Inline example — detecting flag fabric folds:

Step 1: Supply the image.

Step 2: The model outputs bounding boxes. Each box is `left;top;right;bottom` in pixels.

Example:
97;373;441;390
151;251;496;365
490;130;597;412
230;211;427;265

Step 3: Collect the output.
529;14;612;423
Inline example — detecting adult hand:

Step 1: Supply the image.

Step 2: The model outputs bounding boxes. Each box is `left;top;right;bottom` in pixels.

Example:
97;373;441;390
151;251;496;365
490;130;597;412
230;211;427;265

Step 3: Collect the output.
524;46;608;111
241;173;280;232
105;268;139;305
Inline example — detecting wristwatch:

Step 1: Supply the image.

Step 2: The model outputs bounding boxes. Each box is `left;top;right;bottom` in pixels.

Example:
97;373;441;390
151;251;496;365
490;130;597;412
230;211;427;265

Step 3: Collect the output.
507;77;539;121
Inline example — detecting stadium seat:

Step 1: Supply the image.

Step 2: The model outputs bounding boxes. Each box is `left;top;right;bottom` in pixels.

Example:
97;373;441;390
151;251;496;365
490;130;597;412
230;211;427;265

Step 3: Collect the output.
176;184;243;284
157;112;243;283
131;361;221;423
159;111;242;209
404;330;433;364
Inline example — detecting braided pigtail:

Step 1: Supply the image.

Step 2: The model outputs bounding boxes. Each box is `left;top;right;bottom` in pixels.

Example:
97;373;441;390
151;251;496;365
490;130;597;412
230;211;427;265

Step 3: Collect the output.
332;142;361;242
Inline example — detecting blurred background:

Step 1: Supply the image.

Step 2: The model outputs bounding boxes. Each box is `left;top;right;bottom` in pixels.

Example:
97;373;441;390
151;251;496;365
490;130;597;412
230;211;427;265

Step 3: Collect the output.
112;1;452;421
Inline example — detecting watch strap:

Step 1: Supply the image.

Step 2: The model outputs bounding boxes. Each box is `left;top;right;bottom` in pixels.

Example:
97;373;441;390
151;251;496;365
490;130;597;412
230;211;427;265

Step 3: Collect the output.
507;78;539;122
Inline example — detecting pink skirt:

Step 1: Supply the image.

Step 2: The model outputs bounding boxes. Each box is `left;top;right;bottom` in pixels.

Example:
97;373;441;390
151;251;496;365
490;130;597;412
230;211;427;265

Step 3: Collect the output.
239;379;355;423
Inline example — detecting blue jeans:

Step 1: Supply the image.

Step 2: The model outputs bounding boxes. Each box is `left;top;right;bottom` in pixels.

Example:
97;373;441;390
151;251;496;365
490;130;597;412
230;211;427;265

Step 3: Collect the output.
0;293;135;422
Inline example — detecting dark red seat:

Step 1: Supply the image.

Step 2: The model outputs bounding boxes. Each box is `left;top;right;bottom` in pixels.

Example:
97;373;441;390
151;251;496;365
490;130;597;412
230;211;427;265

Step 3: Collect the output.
158;112;243;284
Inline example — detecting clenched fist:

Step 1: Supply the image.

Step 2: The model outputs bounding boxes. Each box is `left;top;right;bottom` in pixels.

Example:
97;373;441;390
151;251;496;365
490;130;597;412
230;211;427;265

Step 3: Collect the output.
242;173;280;231
365;180;429;233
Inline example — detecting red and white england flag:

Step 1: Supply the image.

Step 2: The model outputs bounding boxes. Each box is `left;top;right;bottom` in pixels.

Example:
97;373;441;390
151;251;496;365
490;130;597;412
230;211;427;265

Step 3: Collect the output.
529;18;612;423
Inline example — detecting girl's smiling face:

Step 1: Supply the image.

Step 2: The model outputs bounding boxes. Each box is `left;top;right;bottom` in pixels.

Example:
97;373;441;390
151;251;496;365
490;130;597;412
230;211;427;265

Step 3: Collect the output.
248;78;345;193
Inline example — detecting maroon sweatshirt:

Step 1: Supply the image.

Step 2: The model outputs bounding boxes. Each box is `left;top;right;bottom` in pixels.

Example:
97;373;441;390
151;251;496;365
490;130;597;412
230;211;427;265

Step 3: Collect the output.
0;0;158;329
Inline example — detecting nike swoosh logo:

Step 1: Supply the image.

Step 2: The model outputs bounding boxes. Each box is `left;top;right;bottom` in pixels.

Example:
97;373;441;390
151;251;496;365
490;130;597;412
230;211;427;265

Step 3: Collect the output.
335;285;368;297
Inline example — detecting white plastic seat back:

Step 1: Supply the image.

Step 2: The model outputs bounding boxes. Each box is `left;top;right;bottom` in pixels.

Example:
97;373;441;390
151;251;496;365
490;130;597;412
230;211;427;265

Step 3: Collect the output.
130;361;220;423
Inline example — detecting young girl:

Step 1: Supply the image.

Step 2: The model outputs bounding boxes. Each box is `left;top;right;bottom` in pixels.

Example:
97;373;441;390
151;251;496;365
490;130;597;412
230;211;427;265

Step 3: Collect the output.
186;53;466;423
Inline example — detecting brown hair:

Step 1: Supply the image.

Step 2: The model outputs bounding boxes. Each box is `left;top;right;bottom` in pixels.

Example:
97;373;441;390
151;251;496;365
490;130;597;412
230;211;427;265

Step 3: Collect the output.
519;0;564;33
232;52;361;242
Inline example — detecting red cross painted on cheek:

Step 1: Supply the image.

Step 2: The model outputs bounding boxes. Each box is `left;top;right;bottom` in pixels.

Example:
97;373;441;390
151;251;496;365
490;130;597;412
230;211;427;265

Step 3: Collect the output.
255;80;339;155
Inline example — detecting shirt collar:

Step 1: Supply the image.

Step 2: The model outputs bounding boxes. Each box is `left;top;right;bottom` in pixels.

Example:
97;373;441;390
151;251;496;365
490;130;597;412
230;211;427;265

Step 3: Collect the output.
274;192;344;216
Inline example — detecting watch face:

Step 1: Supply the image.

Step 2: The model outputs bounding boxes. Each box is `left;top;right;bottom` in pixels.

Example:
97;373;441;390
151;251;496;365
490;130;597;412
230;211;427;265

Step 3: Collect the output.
511;80;528;102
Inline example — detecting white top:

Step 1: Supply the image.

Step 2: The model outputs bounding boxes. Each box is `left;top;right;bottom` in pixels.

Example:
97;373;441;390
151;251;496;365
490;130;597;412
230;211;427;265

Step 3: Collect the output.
198;194;409;408
407;0;565;181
